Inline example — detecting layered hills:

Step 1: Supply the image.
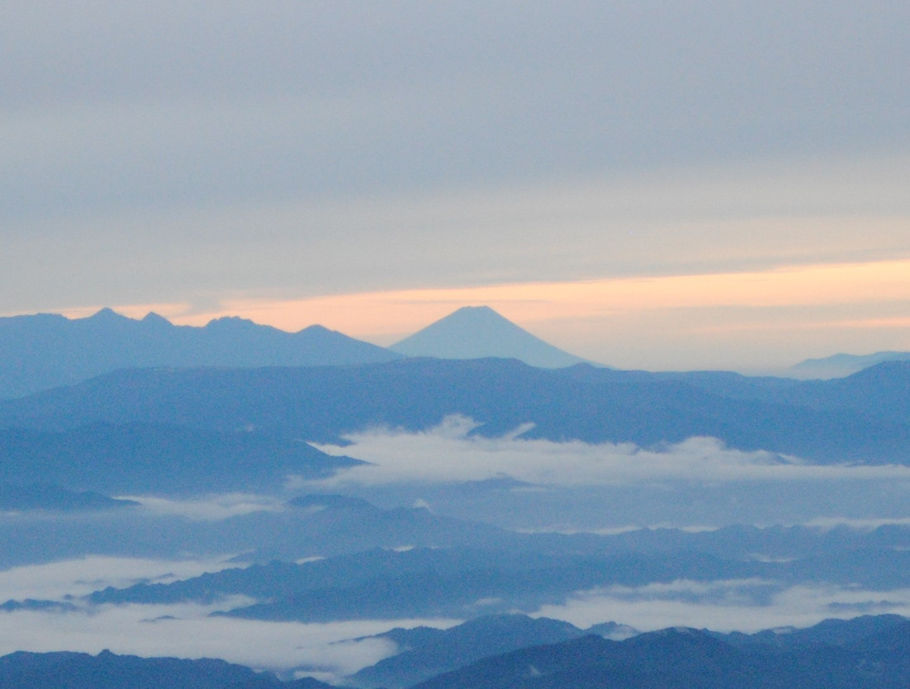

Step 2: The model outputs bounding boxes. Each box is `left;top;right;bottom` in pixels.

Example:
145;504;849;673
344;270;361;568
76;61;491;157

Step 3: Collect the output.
81;532;909;621
0;306;907;687
412;619;910;689
0;616;905;689
2;359;907;463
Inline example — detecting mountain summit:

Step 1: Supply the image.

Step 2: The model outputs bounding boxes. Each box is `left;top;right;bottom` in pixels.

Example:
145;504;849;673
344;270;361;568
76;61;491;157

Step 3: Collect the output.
391;306;590;368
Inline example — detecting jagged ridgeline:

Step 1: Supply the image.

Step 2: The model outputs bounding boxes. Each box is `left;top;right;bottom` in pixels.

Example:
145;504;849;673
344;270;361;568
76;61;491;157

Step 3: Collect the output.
0;309;401;399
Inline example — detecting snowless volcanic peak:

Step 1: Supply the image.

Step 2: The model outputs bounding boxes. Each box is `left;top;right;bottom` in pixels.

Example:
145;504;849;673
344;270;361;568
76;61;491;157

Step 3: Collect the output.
391;305;591;368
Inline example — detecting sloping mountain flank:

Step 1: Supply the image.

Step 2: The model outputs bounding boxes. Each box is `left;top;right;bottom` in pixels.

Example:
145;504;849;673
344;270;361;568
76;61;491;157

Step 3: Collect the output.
412;623;910;689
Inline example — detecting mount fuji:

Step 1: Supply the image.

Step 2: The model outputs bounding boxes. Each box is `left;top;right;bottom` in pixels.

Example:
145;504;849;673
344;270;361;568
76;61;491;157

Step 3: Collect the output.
391;306;593;368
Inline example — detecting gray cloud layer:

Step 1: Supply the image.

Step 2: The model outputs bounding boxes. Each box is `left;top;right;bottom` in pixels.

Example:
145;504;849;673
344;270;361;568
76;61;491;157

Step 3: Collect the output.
2;1;908;316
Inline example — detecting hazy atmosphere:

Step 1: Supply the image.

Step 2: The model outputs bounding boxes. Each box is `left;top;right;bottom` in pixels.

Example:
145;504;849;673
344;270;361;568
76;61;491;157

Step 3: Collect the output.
2;1;908;370
1;5;908;689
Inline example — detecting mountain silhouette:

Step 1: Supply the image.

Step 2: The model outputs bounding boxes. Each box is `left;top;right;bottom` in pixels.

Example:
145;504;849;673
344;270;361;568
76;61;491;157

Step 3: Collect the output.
0;423;363;494
411;622;910;689
0;483;137;512
0;309;400;399
0;650;344;689
790;350;910;379
350;614;590;688
2;359;906;463
391;306;590;368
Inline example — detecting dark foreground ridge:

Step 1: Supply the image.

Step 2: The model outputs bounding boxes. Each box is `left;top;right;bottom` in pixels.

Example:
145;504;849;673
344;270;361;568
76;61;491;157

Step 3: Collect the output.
0;650;345;689
411;619;910;689
1;615;905;689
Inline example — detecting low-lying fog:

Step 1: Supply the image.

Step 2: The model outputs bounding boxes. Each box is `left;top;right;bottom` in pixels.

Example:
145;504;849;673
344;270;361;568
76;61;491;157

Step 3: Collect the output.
1;557;908;680
0;417;905;680
310;416;910;530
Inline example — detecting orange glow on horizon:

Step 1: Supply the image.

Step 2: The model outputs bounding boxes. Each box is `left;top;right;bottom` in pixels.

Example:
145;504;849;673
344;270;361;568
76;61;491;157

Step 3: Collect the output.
158;258;910;343
38;257;908;367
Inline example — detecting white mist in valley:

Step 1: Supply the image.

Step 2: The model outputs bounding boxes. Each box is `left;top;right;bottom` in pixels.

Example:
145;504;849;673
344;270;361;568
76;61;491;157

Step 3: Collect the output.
310;416;910;530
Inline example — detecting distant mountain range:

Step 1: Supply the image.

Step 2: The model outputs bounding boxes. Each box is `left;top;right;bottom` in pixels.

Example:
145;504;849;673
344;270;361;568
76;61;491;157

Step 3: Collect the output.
3;305;905;401
0;492;513;569
1;615;904;689
391;306;588;368
412;618;910;689
791;350;910;379
83;526;910;621
0;308;400;399
4;481;906;579
349;614;629;689
2;359;907;464
0;305;593;400
0;649;342;689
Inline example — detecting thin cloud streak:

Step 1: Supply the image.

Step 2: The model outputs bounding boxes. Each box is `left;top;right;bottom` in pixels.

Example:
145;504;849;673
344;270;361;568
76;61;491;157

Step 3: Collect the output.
2;576;906;675
119;494;287;521
0;556;238;602
533;580;910;632
802;516;910;531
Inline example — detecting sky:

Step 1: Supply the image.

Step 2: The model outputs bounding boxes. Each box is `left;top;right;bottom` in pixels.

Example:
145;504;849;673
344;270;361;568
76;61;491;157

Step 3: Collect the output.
2;1;908;371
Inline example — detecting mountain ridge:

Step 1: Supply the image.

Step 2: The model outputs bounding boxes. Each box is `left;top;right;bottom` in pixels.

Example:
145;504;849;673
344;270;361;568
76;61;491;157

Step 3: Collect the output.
1;358;906;464
0;309;401;399
0;616;905;689
411;619;910;689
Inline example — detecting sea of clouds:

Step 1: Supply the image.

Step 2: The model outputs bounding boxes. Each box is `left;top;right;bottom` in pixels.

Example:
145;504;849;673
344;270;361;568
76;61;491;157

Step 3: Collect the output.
313;415;910;487
0;556;457;679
